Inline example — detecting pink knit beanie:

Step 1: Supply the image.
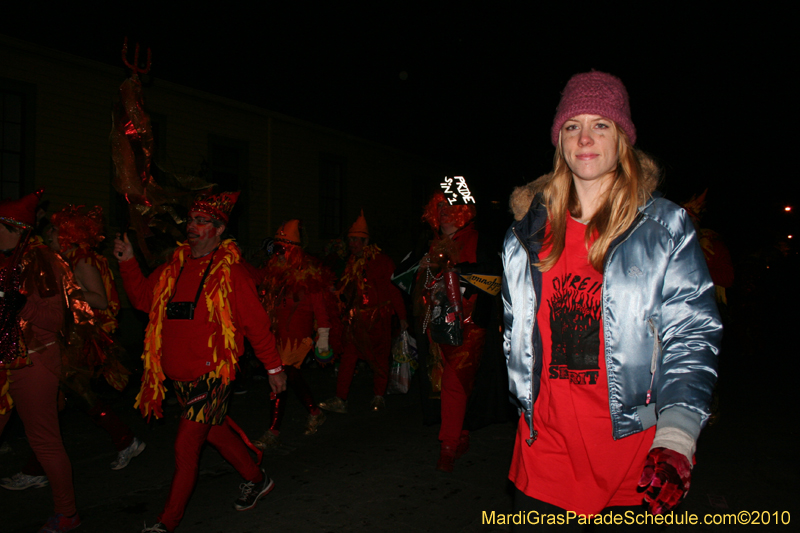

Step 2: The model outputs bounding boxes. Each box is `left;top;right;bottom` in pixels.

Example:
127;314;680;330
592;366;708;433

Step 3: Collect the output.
551;71;636;146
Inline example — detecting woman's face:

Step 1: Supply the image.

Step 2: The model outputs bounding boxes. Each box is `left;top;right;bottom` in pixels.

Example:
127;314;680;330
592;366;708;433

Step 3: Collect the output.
561;114;619;186
0;223;22;251
44;226;61;252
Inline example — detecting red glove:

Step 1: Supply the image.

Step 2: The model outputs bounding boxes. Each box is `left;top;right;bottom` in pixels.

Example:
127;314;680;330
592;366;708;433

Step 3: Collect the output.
637;447;692;515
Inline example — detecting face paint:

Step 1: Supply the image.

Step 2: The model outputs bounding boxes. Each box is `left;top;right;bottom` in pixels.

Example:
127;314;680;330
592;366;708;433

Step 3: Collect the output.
348;236;366;257
187;211;221;255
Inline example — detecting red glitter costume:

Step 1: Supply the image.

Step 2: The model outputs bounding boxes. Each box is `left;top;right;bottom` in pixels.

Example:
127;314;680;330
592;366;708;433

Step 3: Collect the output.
14;206;137;484
417;192;486;472
0;191;81;525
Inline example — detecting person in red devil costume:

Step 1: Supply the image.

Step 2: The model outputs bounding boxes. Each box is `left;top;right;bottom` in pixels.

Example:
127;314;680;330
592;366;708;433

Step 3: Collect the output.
252;219;335;450
319;211;407;413
0;190;82;532
3;206;146;492
416;192;494;472
114;191;287;533
48;205;145;466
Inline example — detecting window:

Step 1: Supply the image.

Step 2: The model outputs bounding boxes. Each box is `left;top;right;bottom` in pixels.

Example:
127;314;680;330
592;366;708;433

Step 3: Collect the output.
208;136;249;244
319;154;345;239
1;89;26;199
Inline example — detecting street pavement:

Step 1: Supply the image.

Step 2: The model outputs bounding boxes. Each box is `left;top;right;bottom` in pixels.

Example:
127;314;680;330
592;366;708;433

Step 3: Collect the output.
2;340;798;532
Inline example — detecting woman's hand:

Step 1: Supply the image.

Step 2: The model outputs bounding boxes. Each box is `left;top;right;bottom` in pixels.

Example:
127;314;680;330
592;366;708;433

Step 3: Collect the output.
637;447;692;515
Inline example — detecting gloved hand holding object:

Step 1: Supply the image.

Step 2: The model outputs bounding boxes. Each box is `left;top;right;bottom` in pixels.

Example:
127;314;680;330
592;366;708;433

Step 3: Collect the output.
637;447;693;515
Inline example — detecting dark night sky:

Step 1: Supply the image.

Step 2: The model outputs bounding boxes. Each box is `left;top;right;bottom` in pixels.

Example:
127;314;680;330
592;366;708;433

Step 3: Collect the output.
2;3;796;245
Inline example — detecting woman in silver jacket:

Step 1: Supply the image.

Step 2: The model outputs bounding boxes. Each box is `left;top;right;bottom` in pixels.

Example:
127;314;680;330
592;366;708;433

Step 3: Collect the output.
502;71;721;526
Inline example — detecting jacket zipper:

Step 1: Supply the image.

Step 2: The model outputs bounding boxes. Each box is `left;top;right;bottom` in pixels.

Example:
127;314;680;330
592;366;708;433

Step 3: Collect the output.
646;318;660;405
602;215;648;431
512;226;538;445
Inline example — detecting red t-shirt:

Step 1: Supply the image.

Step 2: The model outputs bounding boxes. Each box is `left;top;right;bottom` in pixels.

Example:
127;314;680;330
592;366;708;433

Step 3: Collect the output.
508;216;655;515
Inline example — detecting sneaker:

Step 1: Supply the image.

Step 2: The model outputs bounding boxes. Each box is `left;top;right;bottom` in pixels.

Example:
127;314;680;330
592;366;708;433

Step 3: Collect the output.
38;512;81;532
110;437;146;470
0;472;49;490
318;396;347;414
253;430;280;451
303;410;327;436
234;468;274;511
369;395;385;412
142;522;171;533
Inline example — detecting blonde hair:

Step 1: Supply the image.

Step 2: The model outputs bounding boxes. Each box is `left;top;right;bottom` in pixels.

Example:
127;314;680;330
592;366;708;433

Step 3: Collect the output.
535;125;659;272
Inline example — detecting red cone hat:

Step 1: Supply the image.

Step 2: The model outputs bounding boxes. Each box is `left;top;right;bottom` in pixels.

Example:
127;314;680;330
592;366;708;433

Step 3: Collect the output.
0;189;44;228
347;210;369;238
274;219;301;245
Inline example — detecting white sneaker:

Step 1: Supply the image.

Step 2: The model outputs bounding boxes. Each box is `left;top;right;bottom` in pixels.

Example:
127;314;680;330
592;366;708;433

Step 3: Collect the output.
142;522;171;532
111;437;146;470
0;472;49;490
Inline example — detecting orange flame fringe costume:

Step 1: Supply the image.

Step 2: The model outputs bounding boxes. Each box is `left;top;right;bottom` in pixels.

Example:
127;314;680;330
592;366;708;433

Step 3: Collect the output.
258;246;336;366
135;239;241;420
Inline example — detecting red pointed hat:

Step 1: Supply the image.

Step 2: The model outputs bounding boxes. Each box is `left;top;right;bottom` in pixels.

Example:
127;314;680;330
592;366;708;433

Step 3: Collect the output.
347;210;369;238
190;191;240;224
0;189;44;228
274;219;301;245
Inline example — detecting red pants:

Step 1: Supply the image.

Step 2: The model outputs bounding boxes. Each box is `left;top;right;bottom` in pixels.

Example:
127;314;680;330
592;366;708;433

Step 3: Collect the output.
159;417;263;531
438;354;469;448
438;325;486;448
0;347;76;516
336;314;391;400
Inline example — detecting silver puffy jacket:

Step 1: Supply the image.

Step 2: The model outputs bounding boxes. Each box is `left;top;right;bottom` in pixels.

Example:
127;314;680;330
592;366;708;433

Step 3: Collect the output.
502;196;721;445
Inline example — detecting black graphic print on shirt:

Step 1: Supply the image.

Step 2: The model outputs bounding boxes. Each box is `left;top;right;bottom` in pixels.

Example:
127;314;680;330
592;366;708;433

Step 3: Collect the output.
547;272;602;385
